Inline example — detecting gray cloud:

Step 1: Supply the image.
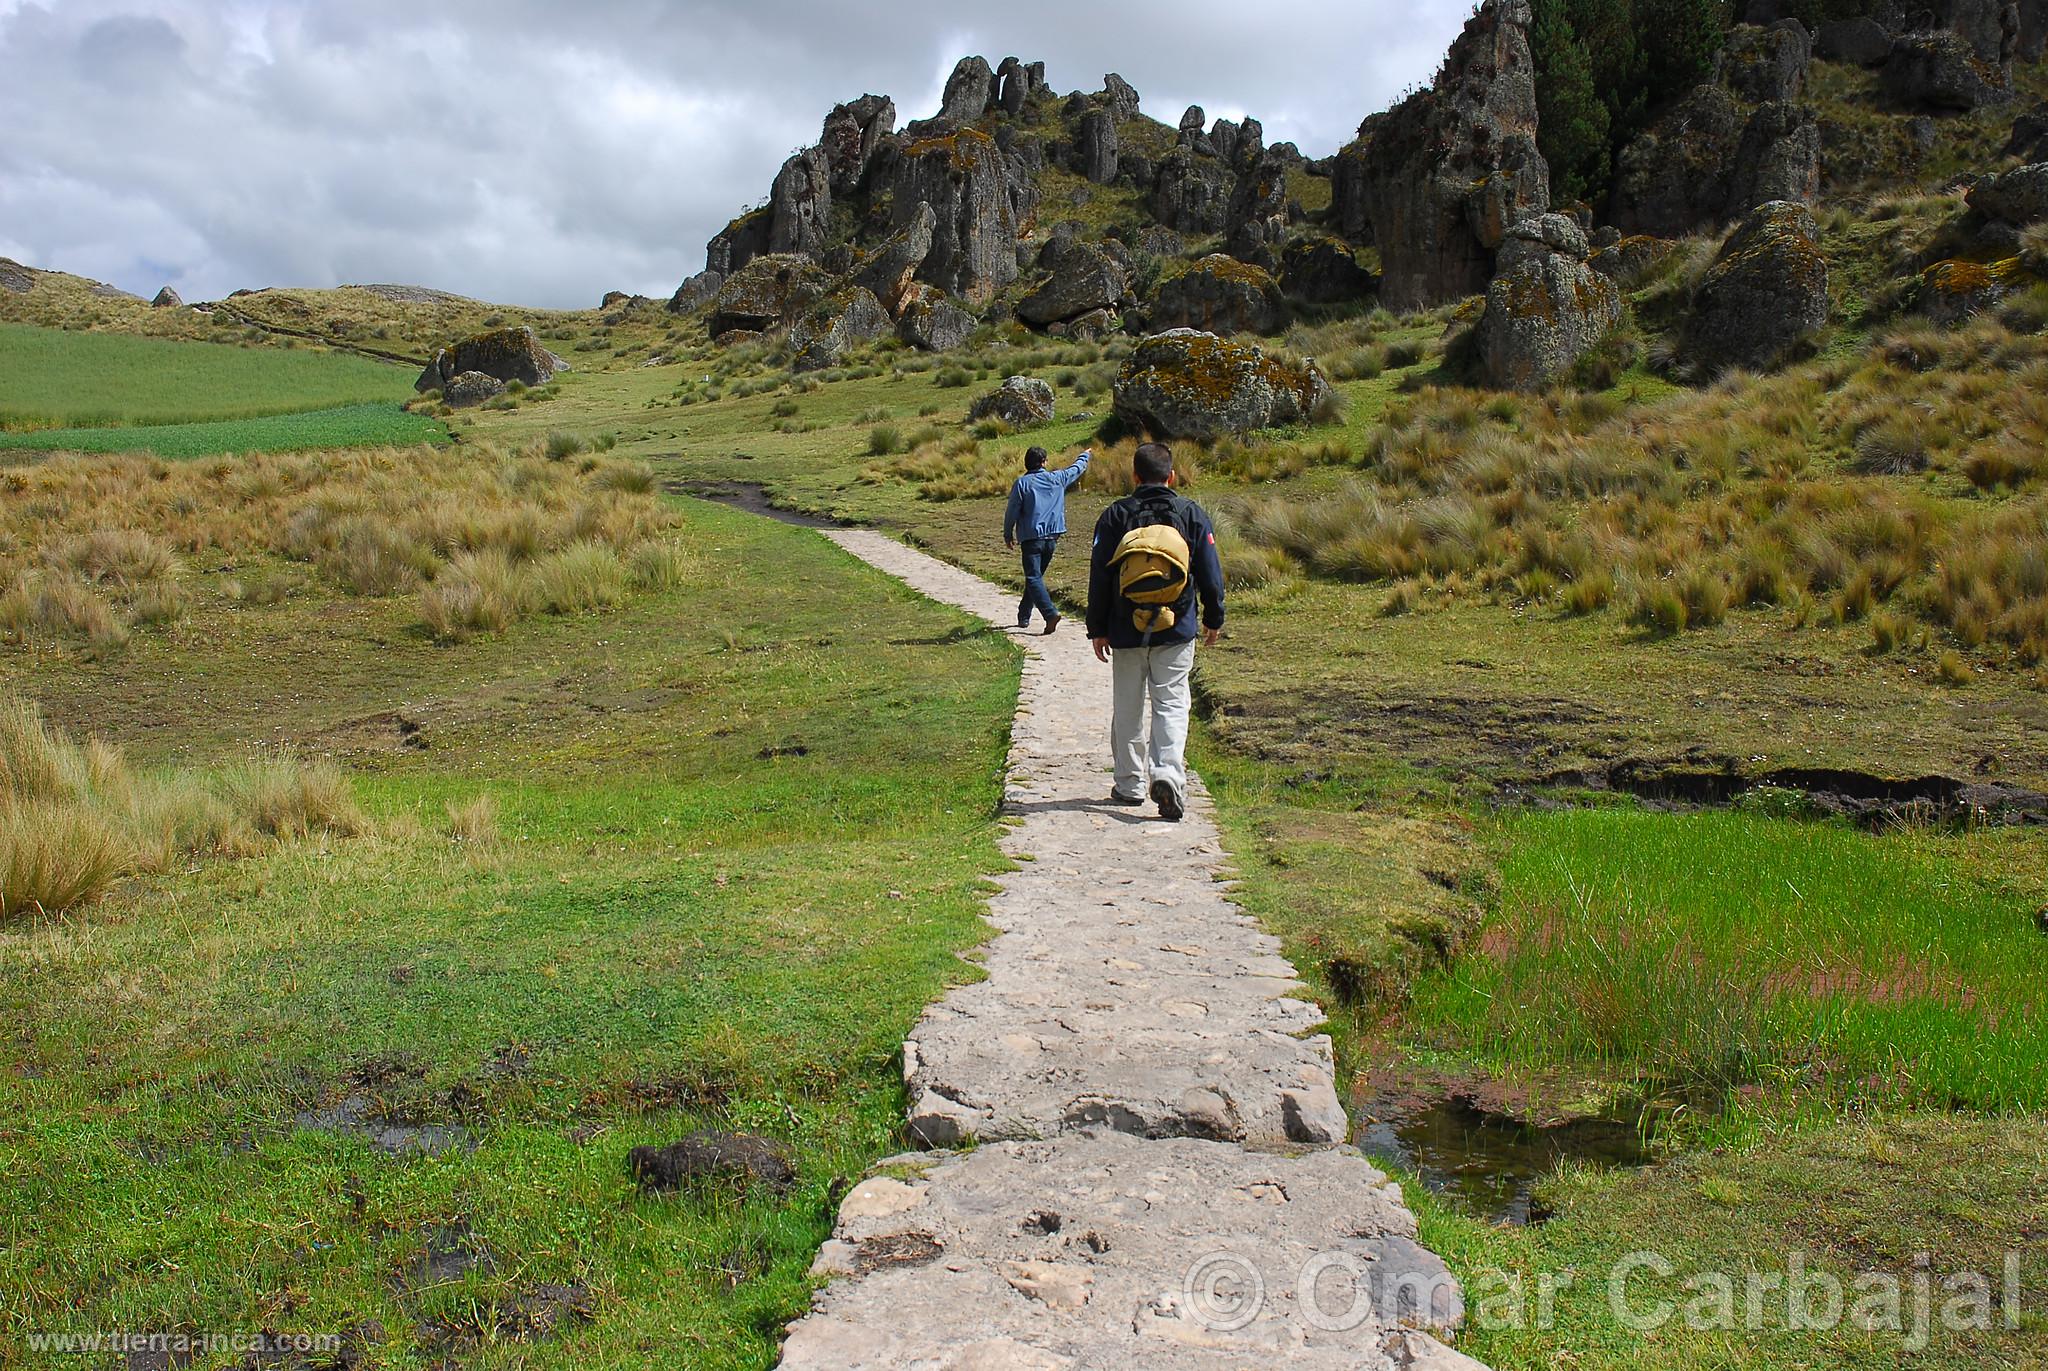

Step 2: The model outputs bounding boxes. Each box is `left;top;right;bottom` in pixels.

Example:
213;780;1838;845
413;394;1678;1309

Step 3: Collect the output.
0;0;1469;307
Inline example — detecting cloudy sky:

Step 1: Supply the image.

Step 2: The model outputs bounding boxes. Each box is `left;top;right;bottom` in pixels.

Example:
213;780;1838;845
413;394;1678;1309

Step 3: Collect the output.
0;0;1470;308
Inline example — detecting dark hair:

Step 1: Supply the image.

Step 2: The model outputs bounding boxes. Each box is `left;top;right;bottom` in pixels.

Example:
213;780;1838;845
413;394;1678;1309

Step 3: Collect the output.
1133;442;1173;484
1024;446;1048;470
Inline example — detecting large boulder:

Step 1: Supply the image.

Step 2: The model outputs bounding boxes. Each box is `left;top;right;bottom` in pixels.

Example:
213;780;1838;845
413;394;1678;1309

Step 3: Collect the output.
1281;236;1374;304
1078;108;1119;184
1356;0;1549;311
1936;0;2022;65
1478;214;1624;390
768;146;832;259
1915;256;2031;324
1717;20;1812;103
1018;236;1129;326
151;286;183;308
1149;254;1287;334
705;208;772;277
1609;87;1818;236
1967;161;2048;223
415;326;566;393
2024;0;2048;59
668;269;723;314
936;56;995;126
706;254;831;338
1223;154;1292;268
1148;147;1234;235
968;376;1055;427
441;371;505;408
1733;101;1823;209
894;285;978;352
1815;16;1895;66
892;129;1020;305
788;287;891;371
820;95;896;195
2006;103;2048;160
1685;201;1830;374
1589;234;1677;287
1112;330;1331;439
1880;30;2011;113
850;201;937;314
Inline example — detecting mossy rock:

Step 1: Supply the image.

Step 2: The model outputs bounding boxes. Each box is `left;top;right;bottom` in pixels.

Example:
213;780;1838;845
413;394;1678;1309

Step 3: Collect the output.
1149;254;1286;335
1111;329;1329;439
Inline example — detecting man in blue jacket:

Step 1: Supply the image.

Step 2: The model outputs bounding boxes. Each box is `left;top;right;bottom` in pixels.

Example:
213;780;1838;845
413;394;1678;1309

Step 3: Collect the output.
1003;445;1091;635
1086;442;1224;822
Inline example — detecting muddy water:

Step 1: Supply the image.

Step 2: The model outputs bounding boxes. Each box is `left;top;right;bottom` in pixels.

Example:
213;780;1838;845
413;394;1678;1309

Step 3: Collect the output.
1356;1097;1657;1224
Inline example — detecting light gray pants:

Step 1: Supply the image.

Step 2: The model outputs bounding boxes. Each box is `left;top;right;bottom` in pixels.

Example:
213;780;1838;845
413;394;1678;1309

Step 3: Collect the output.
1110;638;1197;802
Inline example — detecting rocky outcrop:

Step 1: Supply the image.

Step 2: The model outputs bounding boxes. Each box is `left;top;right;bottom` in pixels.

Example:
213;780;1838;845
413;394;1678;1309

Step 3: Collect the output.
1589;234;1677;287
1685;201;1830;374
895;285;977;352
1100;72;1141;121
706;254;831;338
1478;213;1623;390
1936;0;2022;65
850;201;936;314
1148;146;1234;235
1018;236;1129;326
1815;16;1895;65
936;56;995;126
1223;153;1292;269
768;146;832;259
1880;29;2011;112
1915;256;2031;323
788;287;892;370
1967;161;2048;223
151;286;183;308
415;326;566;393
1132;225;1185;260
892;129;1019;304
2007;103;2048;160
1149;254;1287;334
1356;0;1549;311
705;209;772;278
441;371;505;408
0;259;33;294
968;376;1055;427
668;270;723;314
2023;0;2048;60
1112;329;1331;439
1078;108;1118;184
1330;139;1374;243
1282;236;1374;303
820;95;896;195
1609;86;1818;236
1716;20;1812;103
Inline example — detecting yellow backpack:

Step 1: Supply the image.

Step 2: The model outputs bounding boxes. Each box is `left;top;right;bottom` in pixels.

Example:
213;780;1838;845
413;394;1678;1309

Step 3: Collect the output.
1110;520;1192;634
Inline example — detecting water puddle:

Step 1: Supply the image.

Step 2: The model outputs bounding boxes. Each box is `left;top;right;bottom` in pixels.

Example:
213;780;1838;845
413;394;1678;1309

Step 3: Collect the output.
1356;1096;1658;1224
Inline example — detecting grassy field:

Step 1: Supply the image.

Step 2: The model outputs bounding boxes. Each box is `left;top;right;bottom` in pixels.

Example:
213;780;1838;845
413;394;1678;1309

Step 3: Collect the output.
0;495;1020;1367
0;322;418;429
0;402;443;458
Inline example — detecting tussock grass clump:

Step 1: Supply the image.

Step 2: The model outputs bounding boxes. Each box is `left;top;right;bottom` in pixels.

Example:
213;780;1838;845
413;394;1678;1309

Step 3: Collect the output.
0;697;363;917
445;793;499;849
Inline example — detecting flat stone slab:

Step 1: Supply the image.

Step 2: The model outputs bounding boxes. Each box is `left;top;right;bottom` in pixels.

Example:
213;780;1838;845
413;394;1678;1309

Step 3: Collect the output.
780;1133;1480;1370
825;530;1345;1149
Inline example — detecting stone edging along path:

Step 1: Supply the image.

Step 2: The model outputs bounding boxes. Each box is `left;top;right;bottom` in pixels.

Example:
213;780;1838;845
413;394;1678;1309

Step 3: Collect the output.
776;529;1486;1370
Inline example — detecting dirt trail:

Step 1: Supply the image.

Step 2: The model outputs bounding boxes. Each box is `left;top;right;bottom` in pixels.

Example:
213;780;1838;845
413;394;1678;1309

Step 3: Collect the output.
774;529;1485;1370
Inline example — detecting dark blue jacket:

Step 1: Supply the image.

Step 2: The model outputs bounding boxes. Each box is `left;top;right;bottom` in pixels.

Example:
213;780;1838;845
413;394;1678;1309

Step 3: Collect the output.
1003;451;1090;542
1085;486;1225;648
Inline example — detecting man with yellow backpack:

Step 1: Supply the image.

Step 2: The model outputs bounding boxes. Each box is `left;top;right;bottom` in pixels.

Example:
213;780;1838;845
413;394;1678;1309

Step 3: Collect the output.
1086;441;1225;822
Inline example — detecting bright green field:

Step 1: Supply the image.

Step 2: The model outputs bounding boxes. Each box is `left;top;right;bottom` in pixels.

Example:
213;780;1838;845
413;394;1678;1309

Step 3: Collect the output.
0;403;443;458
0;322;417;429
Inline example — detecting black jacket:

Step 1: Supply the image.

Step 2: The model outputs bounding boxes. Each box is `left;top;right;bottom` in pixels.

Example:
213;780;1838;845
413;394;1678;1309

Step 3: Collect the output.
1085;486;1226;648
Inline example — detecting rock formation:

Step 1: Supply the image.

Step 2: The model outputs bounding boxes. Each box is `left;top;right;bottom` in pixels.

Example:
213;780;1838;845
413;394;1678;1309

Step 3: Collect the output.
788;287;892;371
967;375;1056;426
1078;108;1118;184
1685;200;1831;373
1148;146;1234;235
1282;236;1375;303
1018;235;1129;326
667;269;723;314
1355;0;1550;311
1112;330;1331;439
892;129;1019;304
849;201;936;314
820;94;896;194
895;285;978;352
1815;16;1895;66
768;146;832;259
1478;213;1624;390
1224;153;1293;268
1716;20;1813;103
1149;254;1288;334
151;286;183;308
415;326;567;393
707;254;831;338
1881;29;2012;112
1609;86;1819;237
441;371;505;408
1968;161;2048;223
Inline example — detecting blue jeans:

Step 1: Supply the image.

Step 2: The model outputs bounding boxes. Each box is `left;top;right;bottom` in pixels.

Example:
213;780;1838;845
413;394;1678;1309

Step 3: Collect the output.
1018;537;1059;624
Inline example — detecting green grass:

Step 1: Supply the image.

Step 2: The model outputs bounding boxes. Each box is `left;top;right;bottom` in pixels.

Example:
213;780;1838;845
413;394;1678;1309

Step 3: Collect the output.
0;403;444;458
0;322;418;429
0;497;1021;1367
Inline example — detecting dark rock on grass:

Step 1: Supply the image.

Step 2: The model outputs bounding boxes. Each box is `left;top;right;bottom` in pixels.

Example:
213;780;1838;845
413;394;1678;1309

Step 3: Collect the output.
1132;225;1184;260
1685;200;1830;374
1149;254;1286;335
1815;15;1895;66
1589;234;1677;288
1915;256;2031;324
968;375;1056;427
894;284;978;352
1018;236;1128;326
708;253;830;339
151;286;183;308
666;268;723;314
788;287;892;371
1716;20;1812;103
441;371;505;408
1880;30;2011;113
0;258;33;293
416;325;567;394
1112;329;1331;440
1968;162;2048;224
629;1130;795;1194
1280;236;1373;304
2007;102;2048;160
1479;213;1623;390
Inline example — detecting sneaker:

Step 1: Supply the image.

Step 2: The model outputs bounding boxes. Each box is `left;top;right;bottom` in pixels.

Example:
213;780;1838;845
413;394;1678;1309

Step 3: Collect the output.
1150;778;1185;822
1043;614;1062;636
1103;792;1145;806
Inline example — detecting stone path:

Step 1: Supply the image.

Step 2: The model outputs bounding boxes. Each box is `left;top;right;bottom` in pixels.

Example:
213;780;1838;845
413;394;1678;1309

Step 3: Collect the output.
776;529;1484;1370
